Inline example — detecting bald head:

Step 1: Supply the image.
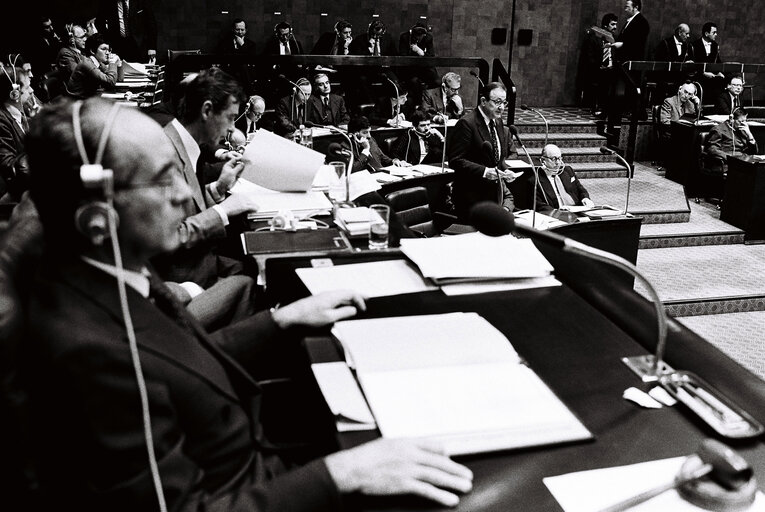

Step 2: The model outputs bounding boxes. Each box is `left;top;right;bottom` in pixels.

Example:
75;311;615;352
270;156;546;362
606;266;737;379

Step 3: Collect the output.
675;24;690;42
541;144;562;159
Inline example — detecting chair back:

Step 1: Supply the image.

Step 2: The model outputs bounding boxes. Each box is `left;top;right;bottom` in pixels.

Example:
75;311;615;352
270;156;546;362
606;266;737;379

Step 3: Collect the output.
384;186;437;237
167;49;201;62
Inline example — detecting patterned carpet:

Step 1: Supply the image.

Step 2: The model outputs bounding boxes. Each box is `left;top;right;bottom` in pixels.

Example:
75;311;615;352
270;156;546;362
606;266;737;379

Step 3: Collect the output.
513;106;603;124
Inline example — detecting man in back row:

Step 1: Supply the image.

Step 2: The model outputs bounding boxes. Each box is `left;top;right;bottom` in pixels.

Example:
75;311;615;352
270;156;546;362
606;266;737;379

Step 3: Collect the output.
17;97;473;511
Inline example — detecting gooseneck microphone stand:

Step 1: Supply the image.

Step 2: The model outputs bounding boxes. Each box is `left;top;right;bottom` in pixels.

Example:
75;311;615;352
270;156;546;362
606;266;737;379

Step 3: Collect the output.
279;75;308;127
509;125;538;228
521;104;549;147
306;121;354;206
601;146;632;215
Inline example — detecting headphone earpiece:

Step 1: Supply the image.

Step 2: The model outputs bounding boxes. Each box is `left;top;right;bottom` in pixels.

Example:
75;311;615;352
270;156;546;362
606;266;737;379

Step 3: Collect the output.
75;201;119;246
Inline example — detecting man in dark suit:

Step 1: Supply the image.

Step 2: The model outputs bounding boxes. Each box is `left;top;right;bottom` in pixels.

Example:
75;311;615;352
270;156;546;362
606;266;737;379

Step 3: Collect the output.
611;0;649;63
306;72;349;127
691;22;725;98
390;109;444;166
420;72;465;123
577;13;618;115
18;97;472;511
338;115;408;173
714;74;745;115
705;107;757;161
275;77;312;127
262;21;304;56
97;0;157;62
535;144;594;212
0;65;32;201
215;18;257;56
312;20;352;55
235;94;266;137
447;82;519;219
26;16;63;79
654;24;694;62
350;20;397;57
369;79;414;127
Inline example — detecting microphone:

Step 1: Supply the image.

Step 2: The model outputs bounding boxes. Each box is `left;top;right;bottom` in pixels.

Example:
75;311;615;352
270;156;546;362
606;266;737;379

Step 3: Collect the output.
383;75;401;125
469;70;485;89
306;121;354;205
521;104;549;147
438;110;449;174
692;81;704;123
509;124;539;228
327;141;352;157
469;201;669;380
600;146;632;215
278;74;308;126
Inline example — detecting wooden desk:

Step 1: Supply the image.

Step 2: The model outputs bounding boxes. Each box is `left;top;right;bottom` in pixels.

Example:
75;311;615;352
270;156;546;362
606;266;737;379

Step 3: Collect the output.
266;248;765;512
722;155;765;242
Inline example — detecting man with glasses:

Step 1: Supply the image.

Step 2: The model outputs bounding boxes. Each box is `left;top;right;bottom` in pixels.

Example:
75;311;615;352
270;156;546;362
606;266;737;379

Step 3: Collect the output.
448;82;518;219
536;144;594;212
714;74;745;115
236;94;266;137
421;72;464;123
56;24;88;82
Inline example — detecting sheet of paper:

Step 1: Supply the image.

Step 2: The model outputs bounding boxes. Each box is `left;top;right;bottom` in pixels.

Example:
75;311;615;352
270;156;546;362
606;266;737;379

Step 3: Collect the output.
230;178;332;217
504;159;534;169
348;169;381;200
441;275;561;295
544;457;765;512
332;312;520;372
311;164;335;190
359;363;591;455
122;61;148;76
400;232;554;280
311;362;376;431
704;114;729;123
374;173;402;183
241;129;326;192
514;210;569;230
296;260;436;298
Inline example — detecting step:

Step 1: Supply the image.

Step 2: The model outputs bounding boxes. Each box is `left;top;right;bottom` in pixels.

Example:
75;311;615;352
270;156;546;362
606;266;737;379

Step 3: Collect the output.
572;162;628;179
634;244;765;317
581;164;690;223
639;201;745;249
519;132;607;149
514;121;600;134
525;146;615;163
678;312;765;381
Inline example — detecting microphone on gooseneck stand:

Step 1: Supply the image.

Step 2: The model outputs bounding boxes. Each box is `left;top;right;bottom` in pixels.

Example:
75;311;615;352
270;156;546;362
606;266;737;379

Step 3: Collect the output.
307;121;355;205
278;74;308;126
439;110;448;173
521;104;549;147
509;124;538;228
692;81;704;124
600;146;632;215
469;70;486;89
383;75;401;125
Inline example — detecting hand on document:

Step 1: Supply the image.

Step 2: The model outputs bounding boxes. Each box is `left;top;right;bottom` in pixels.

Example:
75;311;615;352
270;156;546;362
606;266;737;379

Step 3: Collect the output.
218;192;259;217
214;155;247;195
324;438;473;507
271;290;367;328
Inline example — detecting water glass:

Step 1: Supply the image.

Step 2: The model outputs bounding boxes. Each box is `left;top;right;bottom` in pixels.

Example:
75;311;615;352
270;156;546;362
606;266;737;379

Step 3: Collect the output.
368;204;390;250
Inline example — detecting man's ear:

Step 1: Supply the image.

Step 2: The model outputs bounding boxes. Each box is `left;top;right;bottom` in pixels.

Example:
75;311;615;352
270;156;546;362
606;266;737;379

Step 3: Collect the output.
200;100;214;121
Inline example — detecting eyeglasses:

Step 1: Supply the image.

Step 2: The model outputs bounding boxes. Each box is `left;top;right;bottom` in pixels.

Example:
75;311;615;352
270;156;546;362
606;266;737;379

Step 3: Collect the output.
488;98;508;108
730;83;744;88
116;176;180;199
542;155;563;162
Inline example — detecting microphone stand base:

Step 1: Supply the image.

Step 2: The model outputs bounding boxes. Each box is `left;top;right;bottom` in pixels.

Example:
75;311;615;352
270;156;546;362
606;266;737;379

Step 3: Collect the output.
622;355;675;382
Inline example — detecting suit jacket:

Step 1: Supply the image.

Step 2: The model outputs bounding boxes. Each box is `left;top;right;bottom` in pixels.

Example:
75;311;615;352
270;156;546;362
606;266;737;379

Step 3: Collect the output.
97;0;157;61
615;12;650;62
691;38;721;64
369;96;415;127
447;109;515;217
262;36;303;55
714;91;743;115
0;107;28;201
390;129;443;165
312;32;350;55
349;33;397;56
215;36;257;56
420;87;464;120
333;137;393;173
654;35;694;62
398;31;434;56
705;121;757;159
23;257;341;511
306;93;349;126
536;166;590;211
66;57;123;99
276;95;307;126
660;94;698;126
54;46;86;80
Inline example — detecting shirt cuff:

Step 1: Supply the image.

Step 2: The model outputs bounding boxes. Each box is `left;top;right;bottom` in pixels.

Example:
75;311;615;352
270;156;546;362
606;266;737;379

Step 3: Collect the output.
214;148;227;159
211;204;230;226
207;182;226;203
361;149;371;157
482;167;495;179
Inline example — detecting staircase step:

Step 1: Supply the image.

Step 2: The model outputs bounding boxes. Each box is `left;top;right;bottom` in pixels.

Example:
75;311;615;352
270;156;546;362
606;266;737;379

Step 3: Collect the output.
571;162;628;178
639;201;745;248
514;121;600;134
525;146;615;163
519;132;607;148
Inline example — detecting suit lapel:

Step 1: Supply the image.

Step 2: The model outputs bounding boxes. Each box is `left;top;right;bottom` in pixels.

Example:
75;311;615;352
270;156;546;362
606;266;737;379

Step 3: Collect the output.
164;123;206;212
0;108;25;141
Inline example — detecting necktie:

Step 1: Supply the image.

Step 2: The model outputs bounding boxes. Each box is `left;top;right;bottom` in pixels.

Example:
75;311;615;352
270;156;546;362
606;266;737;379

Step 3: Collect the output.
148;274;193;333
119;0;130;37
323;97;330;122
734;96;740;110
373;40;380;57
602;43;611;68
553;175;576;207
488;120;500;165
20;115;29;134
283;42;290;55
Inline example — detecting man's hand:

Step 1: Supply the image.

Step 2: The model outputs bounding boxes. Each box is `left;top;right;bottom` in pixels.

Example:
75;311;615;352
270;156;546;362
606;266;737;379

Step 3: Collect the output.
582;197;595;207
433;114;446;124
497;169;520;183
410;44;425;56
392;159;411;167
272;290;366;328
218;193;259;217
234;35;245;48
214;156;246;196
357;136;371;153
325;438;473;508
610;41;623;49
450;95;463;114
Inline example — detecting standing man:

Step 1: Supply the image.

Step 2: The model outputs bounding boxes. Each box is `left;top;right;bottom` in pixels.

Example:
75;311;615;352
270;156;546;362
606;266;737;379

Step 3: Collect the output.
577;13;618;115
312;20;352;55
535;144;594;212
97;0;157;63
27;16;63;79
306;72;349;127
420;72;464;123
611;0;649;63
0;66;33;201
390;109;444;166
714;74;745;115
692;22;725;97
447;82;519;219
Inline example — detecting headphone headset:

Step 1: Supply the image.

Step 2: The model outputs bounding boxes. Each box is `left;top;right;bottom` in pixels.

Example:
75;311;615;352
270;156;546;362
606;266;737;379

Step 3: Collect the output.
1;62;20;101
72;100;122;246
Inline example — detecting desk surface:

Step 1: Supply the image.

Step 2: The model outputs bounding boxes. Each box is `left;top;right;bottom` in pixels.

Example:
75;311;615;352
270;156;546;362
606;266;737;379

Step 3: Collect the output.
268;252;765;511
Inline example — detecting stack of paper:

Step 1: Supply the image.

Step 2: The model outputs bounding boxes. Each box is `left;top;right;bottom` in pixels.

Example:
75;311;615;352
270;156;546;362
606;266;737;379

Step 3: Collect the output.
331;313;592;455
400;232;554;284
296;260;436;298
333;207;372;236
514;210;568;230
379;164;446;176
230;179;332;219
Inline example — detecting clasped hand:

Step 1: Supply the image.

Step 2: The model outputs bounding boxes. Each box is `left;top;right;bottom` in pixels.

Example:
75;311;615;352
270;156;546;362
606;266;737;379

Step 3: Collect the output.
272;290;367;328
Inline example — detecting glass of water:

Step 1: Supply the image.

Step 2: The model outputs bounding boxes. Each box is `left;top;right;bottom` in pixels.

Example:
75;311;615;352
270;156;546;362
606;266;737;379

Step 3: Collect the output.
368;204;390;250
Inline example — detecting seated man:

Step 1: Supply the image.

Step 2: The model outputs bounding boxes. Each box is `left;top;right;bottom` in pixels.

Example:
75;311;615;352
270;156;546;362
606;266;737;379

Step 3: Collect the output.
535;144;595;211
705;107;758;163
343;115;408;172
55;23;88;82
66;33;124;99
420;72;465;123
369;80;414;127
275;77;312;127
20;97;472;511
659;82;700;140
235;94;266;137
390;109;445;165
714;74;745;115
447;82;518;219
306;72;349;127
312;19;352;55
0;64;34;201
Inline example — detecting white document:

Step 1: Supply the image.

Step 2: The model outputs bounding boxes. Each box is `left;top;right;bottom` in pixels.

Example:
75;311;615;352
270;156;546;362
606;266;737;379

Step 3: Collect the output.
311;362;376;431
311;164;336;191
544;457;765;512
348;169;382;200
332;312;591;456
374;173;402;183
296;260;436;298
400;232;554;281
504;159;533;169
705;114;729;123
440;275;561;296
230;179;332;218
514;210;568;230
241;129;326;192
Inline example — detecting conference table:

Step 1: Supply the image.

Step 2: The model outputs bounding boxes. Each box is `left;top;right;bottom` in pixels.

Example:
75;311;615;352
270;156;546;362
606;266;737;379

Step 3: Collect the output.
260;211;765;511
721;154;765;242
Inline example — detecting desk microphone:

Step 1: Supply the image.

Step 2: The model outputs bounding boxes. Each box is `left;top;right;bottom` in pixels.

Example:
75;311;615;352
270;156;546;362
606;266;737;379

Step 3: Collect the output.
469;201;669;379
469;70;485;89
692;81;704;124
308;121;354;205
278;74;308;126
383;75;401;125
439;110;448;173
509;124;538;228
521;104;549;147
600;146;632;215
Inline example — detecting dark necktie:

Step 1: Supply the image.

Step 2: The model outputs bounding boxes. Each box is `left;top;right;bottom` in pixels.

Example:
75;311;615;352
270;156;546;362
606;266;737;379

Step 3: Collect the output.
734;95;740;110
148;274;193;333
489;120;500;165
323;97;330;121
120;0;130;37
283;42;290;55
